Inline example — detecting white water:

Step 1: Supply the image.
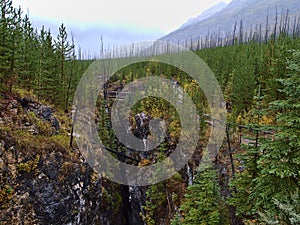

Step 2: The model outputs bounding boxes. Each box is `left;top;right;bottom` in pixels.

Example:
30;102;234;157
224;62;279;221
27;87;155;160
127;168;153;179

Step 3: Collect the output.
74;182;85;225
187;165;193;186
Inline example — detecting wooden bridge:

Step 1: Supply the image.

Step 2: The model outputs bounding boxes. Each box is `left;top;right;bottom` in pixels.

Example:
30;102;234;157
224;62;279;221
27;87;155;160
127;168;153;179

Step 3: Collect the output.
107;91;132;100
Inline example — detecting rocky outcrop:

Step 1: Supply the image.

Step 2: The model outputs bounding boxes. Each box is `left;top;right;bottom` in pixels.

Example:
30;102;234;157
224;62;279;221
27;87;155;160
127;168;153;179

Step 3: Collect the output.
19;97;60;133
0;92;126;225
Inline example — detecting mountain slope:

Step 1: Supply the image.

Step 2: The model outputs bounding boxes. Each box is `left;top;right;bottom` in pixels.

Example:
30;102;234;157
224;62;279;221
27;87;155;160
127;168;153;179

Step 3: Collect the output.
160;0;300;44
179;1;227;29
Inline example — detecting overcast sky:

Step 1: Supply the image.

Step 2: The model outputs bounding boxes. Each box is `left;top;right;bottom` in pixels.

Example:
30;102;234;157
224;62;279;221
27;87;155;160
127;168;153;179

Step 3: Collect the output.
12;0;232;54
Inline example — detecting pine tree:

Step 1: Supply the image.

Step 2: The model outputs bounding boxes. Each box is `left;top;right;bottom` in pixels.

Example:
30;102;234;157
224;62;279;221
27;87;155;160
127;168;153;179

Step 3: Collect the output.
7;6;24;92
55;23;74;109
261;35;292;103
64;34;76;112
229;84;268;218
178;153;222;225
253;49;300;224
260;190;300;224
35;27;57;101
231;44;258;116
0;0;14;90
141;182;166;225
229;49;300;224
18;14;37;89
229;143;261;219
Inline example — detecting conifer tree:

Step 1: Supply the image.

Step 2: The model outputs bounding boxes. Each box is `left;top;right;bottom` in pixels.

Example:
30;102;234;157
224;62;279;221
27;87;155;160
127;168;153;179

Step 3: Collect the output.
253;49;300;224
18;14;37;89
231;44;258;116
142;182;166;225
0;0;14;90
36;27;57;101
228;85;266;219
230;49;300;224
55;23;74;109
260;190;300;224
177;153;222;225
8;7;24;92
64;34;76;112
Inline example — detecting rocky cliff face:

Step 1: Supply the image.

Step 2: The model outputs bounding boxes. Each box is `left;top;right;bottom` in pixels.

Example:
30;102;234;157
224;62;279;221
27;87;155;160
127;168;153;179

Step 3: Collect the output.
0;91;127;225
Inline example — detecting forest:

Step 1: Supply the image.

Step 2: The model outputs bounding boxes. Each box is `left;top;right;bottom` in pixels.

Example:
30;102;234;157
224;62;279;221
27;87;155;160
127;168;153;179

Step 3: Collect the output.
0;0;299;224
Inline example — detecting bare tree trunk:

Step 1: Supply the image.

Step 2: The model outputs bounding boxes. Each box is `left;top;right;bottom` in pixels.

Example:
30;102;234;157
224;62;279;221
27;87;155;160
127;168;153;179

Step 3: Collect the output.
226;125;235;177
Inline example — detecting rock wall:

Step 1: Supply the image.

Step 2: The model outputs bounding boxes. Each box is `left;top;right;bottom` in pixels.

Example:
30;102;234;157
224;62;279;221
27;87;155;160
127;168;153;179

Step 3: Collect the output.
0;92;126;225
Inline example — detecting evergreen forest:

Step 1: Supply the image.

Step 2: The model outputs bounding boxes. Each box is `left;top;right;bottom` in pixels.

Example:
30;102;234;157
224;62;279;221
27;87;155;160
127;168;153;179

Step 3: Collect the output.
0;0;299;224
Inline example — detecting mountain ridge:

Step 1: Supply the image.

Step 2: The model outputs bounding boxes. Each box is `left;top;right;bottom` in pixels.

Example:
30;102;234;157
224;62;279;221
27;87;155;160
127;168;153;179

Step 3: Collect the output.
159;0;300;45
179;1;227;29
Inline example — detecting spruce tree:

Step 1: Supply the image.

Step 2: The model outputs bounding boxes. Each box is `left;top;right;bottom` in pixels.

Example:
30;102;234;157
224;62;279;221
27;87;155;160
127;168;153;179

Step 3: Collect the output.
55;23;74;109
36;27;57;101
260;190;300;224
178;153;222;225
7;7;24;92
229;84;267;218
142;182;166;225
18;14;37;89
229;49;300;224
0;0;14;90
253;49;300;224
64;34;76;112
231;44;258;116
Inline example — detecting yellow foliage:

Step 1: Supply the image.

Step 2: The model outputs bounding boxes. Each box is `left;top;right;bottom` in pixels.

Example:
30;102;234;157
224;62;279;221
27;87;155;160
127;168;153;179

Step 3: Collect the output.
260;115;273;124
139;159;151;166
236;110;274;125
243;219;259;225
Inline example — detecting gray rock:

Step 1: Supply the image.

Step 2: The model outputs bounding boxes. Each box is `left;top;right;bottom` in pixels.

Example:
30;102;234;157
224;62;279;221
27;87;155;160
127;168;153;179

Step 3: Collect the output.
41;106;53;121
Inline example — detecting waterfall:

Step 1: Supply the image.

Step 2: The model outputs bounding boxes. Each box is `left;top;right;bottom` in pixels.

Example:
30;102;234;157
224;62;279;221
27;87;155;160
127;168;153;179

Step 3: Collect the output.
128;186;146;225
74;182;86;225
187;165;193;186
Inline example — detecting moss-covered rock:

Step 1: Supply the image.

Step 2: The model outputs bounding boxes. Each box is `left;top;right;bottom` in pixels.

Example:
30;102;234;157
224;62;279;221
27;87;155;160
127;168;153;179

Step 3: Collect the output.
0;91;127;225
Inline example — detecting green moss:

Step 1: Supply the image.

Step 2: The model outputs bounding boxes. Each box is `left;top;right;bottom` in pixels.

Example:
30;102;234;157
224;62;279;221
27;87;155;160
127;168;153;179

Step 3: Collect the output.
0;125;12;132
51;134;70;150
27;111;53;136
17;162;32;173
101;186;123;217
17;155;39;173
112;192;122;216
14;130;45;151
14;88;35;100
0;184;14;209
